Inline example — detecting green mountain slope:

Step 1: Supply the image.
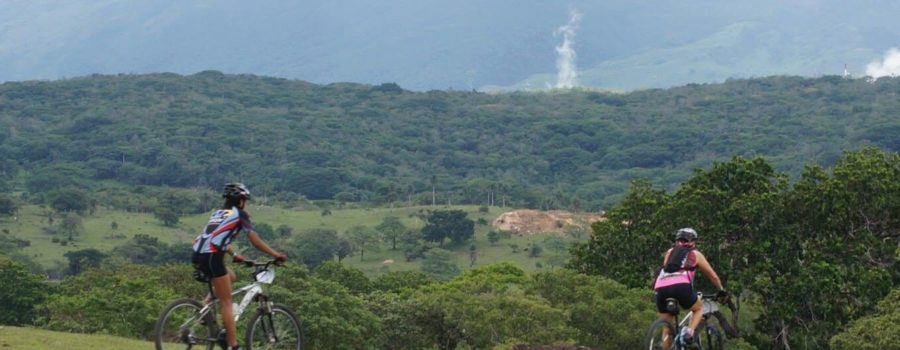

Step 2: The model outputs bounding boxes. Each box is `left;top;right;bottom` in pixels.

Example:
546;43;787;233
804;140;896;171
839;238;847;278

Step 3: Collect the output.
1;73;899;210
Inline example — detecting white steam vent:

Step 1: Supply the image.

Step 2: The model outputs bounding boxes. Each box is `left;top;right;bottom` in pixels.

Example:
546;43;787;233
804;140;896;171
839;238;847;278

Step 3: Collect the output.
866;48;900;79
554;10;582;89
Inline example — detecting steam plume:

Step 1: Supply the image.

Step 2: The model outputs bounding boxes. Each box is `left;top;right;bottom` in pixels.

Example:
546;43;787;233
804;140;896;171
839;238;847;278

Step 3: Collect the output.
866;48;900;79
554;10;582;89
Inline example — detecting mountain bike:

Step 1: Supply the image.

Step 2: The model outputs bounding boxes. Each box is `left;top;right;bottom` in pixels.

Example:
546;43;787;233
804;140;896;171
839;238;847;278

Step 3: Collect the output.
643;293;738;350
154;258;303;350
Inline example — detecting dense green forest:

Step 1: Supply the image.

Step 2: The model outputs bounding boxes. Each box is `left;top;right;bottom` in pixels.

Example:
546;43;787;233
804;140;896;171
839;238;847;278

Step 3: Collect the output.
2;149;897;349
0;73;899;348
1;72;899;212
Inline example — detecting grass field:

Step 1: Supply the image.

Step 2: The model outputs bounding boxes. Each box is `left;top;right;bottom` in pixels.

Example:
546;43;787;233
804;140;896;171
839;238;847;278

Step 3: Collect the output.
0;204;584;276
0;326;154;350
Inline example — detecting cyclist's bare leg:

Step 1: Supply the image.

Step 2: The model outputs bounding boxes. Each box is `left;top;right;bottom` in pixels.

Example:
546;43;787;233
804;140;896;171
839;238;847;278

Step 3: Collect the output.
212;270;238;348
204;268;236;304
658;312;675;349
688;297;703;332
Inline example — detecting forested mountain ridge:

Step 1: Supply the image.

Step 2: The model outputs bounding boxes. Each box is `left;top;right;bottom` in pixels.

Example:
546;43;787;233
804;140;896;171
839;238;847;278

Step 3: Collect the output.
1;72;899;210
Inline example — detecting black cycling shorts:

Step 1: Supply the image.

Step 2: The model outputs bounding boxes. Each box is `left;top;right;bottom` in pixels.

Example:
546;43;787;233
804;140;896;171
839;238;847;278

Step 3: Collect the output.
655;283;698;313
192;252;228;279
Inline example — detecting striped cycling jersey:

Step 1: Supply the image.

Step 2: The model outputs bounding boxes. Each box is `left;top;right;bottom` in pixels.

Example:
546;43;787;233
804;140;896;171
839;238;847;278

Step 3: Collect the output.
192;206;253;254
653;248;697;289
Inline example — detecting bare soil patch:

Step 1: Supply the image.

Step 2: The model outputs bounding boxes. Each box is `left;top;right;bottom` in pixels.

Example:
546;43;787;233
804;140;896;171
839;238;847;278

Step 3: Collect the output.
491;209;604;235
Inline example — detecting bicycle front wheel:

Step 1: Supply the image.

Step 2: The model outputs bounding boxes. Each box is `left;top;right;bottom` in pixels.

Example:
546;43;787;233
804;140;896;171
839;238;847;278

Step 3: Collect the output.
154;298;217;350
245;304;304;350
644;318;677;350
704;324;725;350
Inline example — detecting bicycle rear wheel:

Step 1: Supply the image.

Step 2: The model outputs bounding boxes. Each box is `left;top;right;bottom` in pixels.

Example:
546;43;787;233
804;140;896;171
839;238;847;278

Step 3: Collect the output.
155;298;217;350
644;318;677;350
245;304;303;350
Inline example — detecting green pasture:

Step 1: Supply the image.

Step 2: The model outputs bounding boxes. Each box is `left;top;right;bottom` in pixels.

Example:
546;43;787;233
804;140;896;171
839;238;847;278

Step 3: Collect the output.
0;326;154;350
0;204;583;276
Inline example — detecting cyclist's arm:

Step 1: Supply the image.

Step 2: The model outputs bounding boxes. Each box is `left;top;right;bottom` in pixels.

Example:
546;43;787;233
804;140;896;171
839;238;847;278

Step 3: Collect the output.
247;230;282;258
694;251;724;290
661;248;672;266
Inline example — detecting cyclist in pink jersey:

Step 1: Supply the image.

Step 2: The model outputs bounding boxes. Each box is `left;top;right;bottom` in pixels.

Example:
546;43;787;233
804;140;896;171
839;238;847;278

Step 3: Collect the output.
653;228;727;345
192;183;287;350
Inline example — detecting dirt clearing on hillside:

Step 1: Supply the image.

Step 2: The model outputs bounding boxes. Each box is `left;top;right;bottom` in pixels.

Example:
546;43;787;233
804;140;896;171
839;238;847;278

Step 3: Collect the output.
491;209;604;235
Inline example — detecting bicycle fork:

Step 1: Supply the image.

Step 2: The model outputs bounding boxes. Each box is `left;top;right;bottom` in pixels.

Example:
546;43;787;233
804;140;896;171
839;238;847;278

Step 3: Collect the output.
258;301;279;344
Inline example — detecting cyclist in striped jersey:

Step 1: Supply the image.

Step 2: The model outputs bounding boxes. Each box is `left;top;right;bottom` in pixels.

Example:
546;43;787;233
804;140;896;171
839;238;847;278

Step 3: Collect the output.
192;183;287;350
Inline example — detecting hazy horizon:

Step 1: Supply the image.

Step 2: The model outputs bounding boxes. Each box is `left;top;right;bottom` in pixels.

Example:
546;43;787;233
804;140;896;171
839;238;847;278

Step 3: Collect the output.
2;0;899;91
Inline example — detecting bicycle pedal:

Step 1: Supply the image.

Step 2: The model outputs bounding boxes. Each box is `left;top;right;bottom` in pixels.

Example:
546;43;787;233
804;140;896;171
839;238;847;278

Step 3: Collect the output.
217;330;229;349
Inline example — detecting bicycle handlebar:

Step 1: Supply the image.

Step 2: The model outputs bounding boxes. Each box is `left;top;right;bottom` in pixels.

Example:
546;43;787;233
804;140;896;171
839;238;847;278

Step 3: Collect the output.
700;292;740;338
700;293;737;312
238;258;282;269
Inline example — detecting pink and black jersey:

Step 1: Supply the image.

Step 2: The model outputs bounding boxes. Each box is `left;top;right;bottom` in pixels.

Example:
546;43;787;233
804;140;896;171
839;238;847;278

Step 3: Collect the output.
653;248;697;289
192;206;254;254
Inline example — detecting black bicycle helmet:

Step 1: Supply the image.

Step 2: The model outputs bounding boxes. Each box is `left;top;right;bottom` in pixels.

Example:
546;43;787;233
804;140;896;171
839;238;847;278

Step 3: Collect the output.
675;227;698;242
223;182;251;200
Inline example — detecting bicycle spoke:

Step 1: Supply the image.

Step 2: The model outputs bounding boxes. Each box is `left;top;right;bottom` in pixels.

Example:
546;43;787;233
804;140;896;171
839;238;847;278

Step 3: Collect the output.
156;300;216;350
248;307;302;350
644;319;676;350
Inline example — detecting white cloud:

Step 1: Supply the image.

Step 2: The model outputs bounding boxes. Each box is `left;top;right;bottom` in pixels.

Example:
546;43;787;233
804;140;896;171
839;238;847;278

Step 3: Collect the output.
866;48;900;79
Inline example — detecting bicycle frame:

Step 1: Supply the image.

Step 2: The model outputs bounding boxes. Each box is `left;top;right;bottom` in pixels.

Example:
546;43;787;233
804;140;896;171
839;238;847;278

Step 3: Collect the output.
661;294;731;349
199;262;276;324
678;297;718;329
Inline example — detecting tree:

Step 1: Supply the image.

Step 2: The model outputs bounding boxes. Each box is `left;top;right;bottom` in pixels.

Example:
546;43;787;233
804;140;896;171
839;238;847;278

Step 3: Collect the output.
335;238;354;262
399;230;428;262
59;213;83;241
0;256;47;325
266;265;385;349
420;248;460;280
347;225;382;262
153;206;180;226
528;243;543;258
362;291;431;350
413;264;575;349
530;269;655;349
430;175;437;206
111;234;168;265
276;224;293;238
37;264;179;339
371;271;434;293
830;287;900;350
48;187;93;214
313;261;371;294
375;216;407;250
160;188;204;215
568;179;672;288
252;222;275;240
25;163;92;194
282;228;346;269
487;230;500;246
0;194;18;216
421;210;474;247
569;151;900;349
63;248;107;275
